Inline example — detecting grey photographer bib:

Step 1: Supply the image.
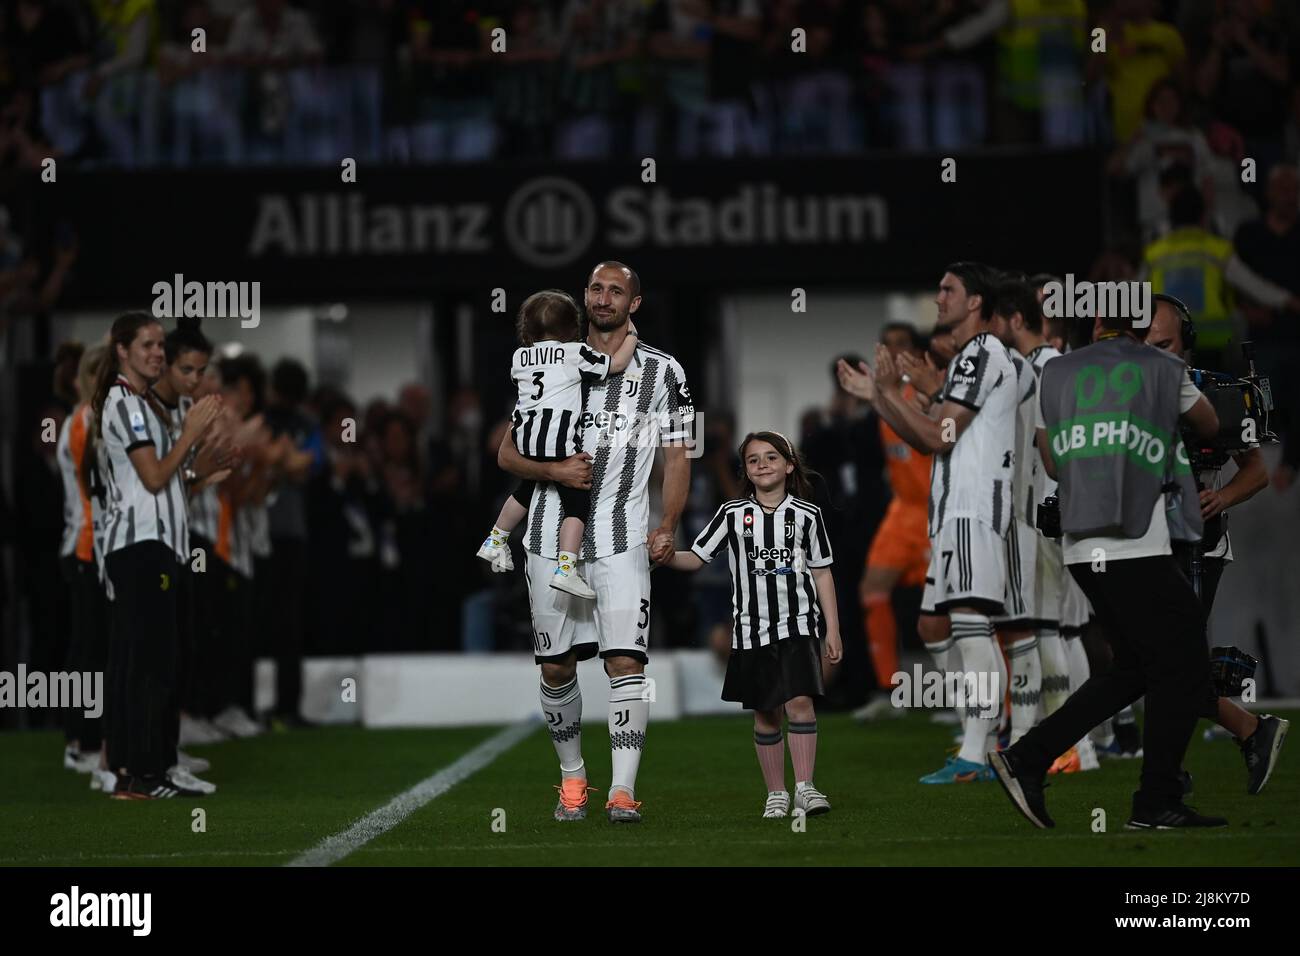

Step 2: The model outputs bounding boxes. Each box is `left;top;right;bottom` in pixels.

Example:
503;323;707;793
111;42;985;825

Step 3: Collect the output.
1039;336;1202;542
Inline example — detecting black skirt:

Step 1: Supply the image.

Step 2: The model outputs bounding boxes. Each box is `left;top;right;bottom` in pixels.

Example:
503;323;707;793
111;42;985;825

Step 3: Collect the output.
722;636;826;712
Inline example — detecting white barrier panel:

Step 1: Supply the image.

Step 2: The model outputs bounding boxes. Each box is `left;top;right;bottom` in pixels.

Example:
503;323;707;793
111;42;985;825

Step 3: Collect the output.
358;653;684;728
675;649;745;716
255;657;362;725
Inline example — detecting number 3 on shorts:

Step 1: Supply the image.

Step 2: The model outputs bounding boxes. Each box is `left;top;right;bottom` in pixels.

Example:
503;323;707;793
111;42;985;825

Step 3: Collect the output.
638;598;649;631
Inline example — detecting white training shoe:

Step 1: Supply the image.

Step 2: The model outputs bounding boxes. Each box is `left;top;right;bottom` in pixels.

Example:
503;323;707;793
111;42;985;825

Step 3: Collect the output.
168;766;217;795
176;750;211;774
90;769;116;792
179;714;226;746
63;746;100;773
477;538;514;572
763;791;791;819
794;783;832;816
550;563;596;599
1077;736;1101;771
852;697;905;722
212;706;262;739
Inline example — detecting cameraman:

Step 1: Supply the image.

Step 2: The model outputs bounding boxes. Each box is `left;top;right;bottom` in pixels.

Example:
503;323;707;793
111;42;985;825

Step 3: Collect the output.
990;301;1227;830
1144;294;1288;795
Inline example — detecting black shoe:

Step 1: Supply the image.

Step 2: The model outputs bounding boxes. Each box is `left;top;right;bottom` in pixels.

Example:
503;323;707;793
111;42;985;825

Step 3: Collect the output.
1180;769;1193;798
1126;799;1227;830
1242;715;1289;796
988;750;1055;829
110;773;202;800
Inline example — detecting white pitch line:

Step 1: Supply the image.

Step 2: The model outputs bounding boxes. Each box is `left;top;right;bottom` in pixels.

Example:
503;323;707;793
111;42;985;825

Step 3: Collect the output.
286;720;538;868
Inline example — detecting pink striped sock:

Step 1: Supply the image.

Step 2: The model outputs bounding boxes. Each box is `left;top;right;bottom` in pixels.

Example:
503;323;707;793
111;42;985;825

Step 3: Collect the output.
753;730;786;792
788;721;818;784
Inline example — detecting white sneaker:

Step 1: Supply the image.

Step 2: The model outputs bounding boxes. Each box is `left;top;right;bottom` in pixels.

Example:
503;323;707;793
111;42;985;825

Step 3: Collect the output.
550;563;596;599
63;746;100;773
794;782;831;816
212;706;262;739
90;769;116;792
179;715;226;746
176;750;211;774
762;790;791;819
1077;736;1100;771
852;697;904;722
168;766;217;795
477;537;514;572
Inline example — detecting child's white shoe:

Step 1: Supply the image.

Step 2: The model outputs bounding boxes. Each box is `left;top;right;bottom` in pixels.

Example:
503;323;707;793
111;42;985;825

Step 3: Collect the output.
550;560;595;599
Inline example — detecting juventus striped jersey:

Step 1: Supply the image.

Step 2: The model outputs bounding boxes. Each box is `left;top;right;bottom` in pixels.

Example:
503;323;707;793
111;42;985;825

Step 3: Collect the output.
1027;344;1063;511
1008;351;1039;525
98;378;189;563
511;341;613;458
930;331;1018;538
691;495;833;650
524;341;694;560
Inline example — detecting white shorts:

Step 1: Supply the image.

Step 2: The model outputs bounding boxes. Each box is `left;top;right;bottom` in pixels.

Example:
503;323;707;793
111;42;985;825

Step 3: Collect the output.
524;546;653;663
1060;571;1092;631
921;517;1007;615
994;517;1039;625
1033;535;1066;628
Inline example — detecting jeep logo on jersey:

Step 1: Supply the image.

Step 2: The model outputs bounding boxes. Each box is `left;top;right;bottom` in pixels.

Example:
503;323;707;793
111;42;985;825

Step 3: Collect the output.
504;177;597;268
749;546;795;563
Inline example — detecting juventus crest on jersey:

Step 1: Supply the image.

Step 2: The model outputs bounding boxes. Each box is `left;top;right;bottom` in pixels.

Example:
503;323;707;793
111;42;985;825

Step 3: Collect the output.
511;341;613;459
691;495;833;650
524;342;694;560
931;331;1018;538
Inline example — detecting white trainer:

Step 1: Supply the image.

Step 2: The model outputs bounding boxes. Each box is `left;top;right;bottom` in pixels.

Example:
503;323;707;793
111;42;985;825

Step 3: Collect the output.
1077;736;1100;771
168;766;217;795
477;538;514;572
63;746;100;773
550;564;596;599
762;791;791;819
90;769;116;792
852;697;904;722
176;750;211;774
794;783;831;816
212;706;262;739
179;714;225;746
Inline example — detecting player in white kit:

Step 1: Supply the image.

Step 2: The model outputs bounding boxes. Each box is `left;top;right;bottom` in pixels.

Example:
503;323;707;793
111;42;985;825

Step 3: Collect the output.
497;262;694;824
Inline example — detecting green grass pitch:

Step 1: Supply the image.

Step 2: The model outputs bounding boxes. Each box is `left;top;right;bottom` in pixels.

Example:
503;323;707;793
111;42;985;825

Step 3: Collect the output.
2;711;1296;867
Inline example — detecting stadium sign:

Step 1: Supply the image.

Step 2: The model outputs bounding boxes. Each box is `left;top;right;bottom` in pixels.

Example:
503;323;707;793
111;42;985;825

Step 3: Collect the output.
13;155;1103;304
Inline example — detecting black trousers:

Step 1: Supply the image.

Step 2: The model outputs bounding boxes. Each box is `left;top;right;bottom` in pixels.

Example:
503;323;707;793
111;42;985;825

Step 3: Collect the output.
1173;542;1226;618
268;538;308;717
105;542;179;779
216;567;255;714
1009;555;1217;806
166;557;194;757
60;556;109;751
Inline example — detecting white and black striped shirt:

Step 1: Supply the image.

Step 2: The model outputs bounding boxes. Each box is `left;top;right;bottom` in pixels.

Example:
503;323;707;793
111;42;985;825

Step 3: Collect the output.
55;407;86;559
511;341;612;458
691;495;833;650
524;342;694;560
98;379;189;563
930;332;1018;537
1008;351;1039;526
1027;344;1063;513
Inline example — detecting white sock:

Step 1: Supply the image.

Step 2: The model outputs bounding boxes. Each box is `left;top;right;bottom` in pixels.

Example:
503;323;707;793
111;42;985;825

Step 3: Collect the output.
1007;635;1041;744
609;674;649;798
490;525;510;543
540;676;584;779
1064;633;1090;695
556;551;577;576
1037;629;1071;716
951;614;1001;765
926;634;955;674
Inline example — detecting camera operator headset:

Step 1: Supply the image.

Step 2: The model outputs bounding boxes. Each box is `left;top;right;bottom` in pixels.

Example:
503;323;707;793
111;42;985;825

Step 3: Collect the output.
1142;294;1269;611
989;300;1228;830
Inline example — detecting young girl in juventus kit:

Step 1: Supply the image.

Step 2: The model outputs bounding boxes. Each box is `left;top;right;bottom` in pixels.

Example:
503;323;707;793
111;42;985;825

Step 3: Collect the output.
668;431;843;819
88;313;222;799
476;290;639;598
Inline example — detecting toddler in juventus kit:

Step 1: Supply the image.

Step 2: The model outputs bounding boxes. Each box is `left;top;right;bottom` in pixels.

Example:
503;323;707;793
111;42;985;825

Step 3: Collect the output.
477;290;638;598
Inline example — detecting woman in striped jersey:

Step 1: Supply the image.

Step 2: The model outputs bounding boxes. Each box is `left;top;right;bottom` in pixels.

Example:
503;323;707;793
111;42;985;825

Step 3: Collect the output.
150;317;233;788
667;432;843;819
87;313;222;799
56;344;109;779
